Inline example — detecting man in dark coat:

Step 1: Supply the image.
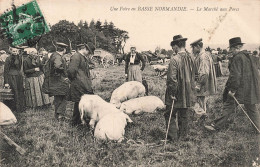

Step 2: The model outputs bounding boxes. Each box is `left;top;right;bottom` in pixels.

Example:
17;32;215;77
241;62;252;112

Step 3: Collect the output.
67;43;95;126
205;37;260;133
165;35;196;142
47;42;69;120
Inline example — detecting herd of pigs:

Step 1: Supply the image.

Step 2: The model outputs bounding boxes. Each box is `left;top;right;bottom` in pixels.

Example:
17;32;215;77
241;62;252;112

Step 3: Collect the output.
79;81;165;142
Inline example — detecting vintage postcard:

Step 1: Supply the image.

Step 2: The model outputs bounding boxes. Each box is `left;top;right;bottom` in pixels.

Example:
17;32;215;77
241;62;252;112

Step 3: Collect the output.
0;0;259;166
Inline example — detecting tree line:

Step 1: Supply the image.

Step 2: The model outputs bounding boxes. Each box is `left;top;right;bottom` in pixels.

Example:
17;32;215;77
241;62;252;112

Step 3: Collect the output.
0;19;129;54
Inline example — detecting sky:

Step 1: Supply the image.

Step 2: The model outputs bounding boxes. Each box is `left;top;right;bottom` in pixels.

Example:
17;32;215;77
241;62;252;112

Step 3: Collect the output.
0;0;260;52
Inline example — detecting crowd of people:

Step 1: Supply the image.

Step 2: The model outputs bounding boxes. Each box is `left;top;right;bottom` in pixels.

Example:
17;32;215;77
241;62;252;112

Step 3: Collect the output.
165;35;260;143
1;35;260;143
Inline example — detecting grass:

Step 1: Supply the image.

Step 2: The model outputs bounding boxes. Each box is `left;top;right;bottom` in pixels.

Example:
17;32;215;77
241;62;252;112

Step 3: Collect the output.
0;63;259;167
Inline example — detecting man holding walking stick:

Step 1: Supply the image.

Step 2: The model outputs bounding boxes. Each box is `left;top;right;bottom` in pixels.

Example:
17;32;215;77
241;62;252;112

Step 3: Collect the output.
164;35;196;142
205;37;260;133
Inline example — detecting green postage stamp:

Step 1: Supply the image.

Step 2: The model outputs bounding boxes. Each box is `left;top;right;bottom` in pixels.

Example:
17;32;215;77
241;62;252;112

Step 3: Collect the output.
0;0;49;46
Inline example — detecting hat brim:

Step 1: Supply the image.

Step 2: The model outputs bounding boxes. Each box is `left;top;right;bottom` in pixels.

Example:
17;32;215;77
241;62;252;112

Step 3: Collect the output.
228;42;245;48
170;38;187;46
85;44;93;54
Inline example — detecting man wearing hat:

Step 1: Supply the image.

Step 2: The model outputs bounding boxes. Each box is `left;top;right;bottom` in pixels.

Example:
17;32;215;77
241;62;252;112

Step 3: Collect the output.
125;45;145;82
43;42;69;120
205;37;260;133
190;38;217;117
67;43;95;126
165;35;196;142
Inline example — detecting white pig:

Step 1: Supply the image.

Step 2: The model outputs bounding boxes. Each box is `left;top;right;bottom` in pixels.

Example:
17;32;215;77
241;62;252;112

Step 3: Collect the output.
94;112;133;142
120;96;165;115
79;94;120;128
110;81;145;108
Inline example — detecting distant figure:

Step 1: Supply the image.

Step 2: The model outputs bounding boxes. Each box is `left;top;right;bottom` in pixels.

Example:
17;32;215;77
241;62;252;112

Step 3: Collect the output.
4;46;26;112
191;38;217;116
0;50;9;64
165;35;196;142
212;53;222;77
125;46;145;82
23;48;50;109
205;37;260;133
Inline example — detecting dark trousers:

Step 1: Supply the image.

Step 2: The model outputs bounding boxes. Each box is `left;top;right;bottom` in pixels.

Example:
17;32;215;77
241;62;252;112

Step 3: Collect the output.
72;102;90;126
164;104;188;141
72;102;81;125
214;96;260;132
53;95;66;117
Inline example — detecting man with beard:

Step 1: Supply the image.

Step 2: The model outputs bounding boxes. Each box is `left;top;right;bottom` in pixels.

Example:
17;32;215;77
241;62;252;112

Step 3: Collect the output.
67;43;95;126
205;37;260;133
165;35;196;142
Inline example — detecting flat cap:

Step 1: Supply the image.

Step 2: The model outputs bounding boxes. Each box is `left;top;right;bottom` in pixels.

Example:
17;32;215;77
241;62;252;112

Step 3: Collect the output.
76;44;85;48
56;42;68;47
77;43;95;54
190;38;203;46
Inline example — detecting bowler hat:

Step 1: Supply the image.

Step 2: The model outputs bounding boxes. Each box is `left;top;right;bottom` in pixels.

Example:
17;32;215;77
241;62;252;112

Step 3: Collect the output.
190;38;203;46
229;37;244;48
170;35;188;46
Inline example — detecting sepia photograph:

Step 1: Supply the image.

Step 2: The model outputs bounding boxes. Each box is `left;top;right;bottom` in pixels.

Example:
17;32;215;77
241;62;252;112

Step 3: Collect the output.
0;0;259;166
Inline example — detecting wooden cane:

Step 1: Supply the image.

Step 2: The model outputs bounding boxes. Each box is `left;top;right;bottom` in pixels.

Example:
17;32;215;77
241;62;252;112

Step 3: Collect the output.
230;94;260;133
0;131;26;155
164;98;175;150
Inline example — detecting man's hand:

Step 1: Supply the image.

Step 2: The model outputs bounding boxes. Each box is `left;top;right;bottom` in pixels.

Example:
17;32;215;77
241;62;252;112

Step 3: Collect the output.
125;74;127;77
35;67;40;71
64;78;70;83
4;84;10;89
170;95;177;101
195;85;201;92
228;91;235;97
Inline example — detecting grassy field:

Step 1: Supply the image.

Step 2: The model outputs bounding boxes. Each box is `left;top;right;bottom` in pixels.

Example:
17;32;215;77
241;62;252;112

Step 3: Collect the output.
0;63;260;167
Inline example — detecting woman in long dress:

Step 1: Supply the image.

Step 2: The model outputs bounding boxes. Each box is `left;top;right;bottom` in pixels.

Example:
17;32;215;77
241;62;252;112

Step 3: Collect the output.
23;48;50;109
124;46;145;82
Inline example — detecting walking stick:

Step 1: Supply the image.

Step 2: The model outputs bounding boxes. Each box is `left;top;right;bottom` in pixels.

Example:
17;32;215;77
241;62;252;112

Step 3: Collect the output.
164;97;176;150
230;93;260;133
0;130;26;155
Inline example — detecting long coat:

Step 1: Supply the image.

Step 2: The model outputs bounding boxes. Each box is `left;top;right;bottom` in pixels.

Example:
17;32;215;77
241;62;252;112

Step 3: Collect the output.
47;52;69;96
225;50;260;104
165;51;196;108
194;51;217;96
4;55;26;112
67;52;94;102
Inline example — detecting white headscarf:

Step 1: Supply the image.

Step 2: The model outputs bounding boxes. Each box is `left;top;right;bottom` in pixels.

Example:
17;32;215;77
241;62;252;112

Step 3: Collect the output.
25;48;37;55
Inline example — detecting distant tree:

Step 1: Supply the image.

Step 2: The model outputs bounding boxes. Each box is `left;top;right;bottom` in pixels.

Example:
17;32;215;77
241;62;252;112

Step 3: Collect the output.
0;37;10;51
222;49;227;54
89;19;95;30
83;21;88;29
161;49;167;55
95;20;102;32
78;20;84;29
166;50;174;58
